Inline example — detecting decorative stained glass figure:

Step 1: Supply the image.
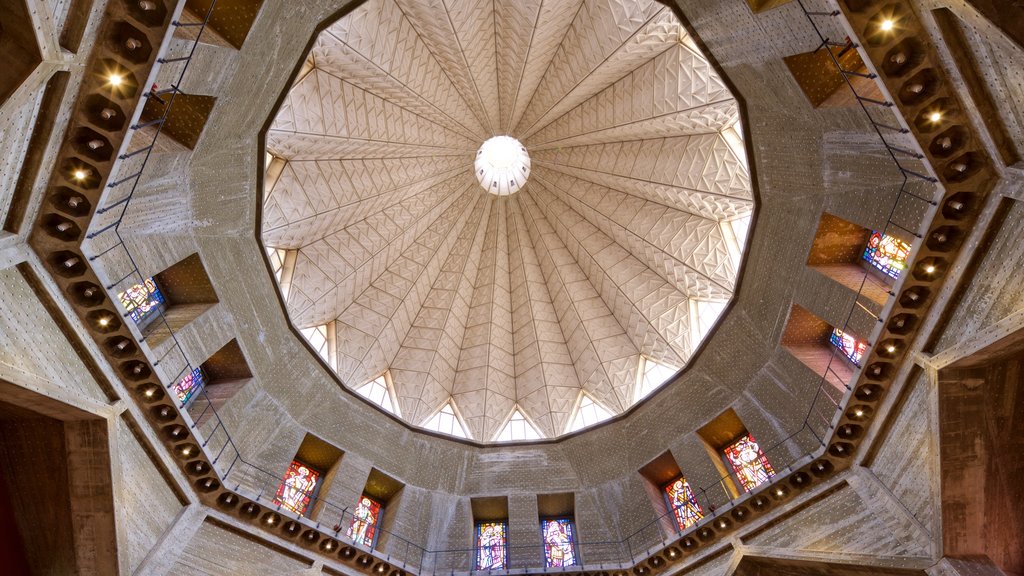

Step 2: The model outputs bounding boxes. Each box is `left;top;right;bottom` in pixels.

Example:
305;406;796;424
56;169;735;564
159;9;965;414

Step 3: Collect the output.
348;495;382;548
118;277;165;324
273;460;321;516
863;231;911;279
173;368;205;404
664;477;703;531
830;328;868;365
541;518;578;568
475;521;508;570
723;434;774;492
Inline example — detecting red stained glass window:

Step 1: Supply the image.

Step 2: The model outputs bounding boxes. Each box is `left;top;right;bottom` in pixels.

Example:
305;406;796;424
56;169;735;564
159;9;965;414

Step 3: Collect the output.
541;518;578;568
830;328;868;365
723;434;774;492
273;460;321;516
348;495;382;548
863;231;911;279
664;477;703;531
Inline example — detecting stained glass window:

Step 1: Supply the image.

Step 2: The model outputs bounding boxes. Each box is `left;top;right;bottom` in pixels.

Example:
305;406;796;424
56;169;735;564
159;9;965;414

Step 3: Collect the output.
475;522;508;570
348;495;382;548
541;518;578;568
273;460;321;517
664;477;703;531
118;277;165;324
863;231;911;279
723;434;774;492
423;401;469;439
495;408;542;442
830;328;868;365
173;368;205;404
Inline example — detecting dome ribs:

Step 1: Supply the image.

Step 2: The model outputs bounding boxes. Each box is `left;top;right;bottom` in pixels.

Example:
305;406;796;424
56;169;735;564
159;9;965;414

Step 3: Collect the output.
532;166;738;295
267;70;474;160
496;0;584;134
453;200;516;440
262;158;466;248
531;137;752;222
518;190;637;413
507;197;582;437
392;0;496;134
516;3;678;139
333;185;479;387
526;177;692;373
523;43;736;148
316;3;488;141
288;173;468;327
391;198;492;423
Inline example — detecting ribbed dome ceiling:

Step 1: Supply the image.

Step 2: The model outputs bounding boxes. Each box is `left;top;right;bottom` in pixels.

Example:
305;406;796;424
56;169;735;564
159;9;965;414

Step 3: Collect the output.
261;0;754;441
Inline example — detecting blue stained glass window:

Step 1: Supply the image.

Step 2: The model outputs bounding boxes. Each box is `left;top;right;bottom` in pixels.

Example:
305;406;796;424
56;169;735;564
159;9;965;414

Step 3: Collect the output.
475;521;508;570
863;231;911;279
118;277;165;324
173;368;204;404
830;328;868;365
541;518;578;568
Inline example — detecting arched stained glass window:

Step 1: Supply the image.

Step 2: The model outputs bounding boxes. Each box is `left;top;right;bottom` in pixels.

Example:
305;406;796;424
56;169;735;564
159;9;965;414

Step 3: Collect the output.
118;277;165;324
348;495;382;548
495;408;542;442
423;401;469;439
173;368;205;404
273;460;321;517
863;231;911;279
723;434;774;492
357;374;400;416
830;328;868;365
567;393;614;433
663;477;703;531
541;518;578;568
475;521;508;570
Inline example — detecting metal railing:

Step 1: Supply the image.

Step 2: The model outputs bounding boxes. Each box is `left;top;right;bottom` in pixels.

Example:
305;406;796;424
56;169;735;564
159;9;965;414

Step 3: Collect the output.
81;0;939;573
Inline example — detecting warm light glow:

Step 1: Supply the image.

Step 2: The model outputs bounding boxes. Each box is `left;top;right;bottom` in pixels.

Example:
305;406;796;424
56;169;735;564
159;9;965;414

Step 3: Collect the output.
144;389;154;397
925;265;936;274
182;447;191;456
879;19;894;31
98;317;110;327
776;489;784;496
73;169;87;181
929;111;942;123
854;409;864;417
886;344;896;353
474;136;530;196
108;73;123;86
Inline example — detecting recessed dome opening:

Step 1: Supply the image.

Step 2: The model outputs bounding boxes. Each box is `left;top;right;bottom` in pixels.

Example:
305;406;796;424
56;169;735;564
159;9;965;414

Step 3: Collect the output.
475;135;530;196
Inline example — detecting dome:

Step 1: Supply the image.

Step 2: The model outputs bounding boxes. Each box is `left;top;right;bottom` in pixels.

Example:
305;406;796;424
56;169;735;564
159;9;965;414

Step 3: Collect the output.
261;0;754;441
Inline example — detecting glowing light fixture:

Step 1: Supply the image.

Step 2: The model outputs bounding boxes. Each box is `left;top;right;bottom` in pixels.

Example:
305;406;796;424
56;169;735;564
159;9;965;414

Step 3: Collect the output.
474;136;530;196
73;169;88;181
879;19;895;32
108;73;124;87
928;111;942;123
925;264;936;274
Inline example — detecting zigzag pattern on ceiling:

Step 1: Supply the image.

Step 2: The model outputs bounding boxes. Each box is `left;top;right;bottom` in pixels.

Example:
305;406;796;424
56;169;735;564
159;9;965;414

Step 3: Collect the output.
262;0;754;441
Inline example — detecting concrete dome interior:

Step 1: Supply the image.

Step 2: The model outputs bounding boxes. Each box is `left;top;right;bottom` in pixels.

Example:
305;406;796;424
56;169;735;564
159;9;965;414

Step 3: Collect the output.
1;0;1022;574
261;0;754;442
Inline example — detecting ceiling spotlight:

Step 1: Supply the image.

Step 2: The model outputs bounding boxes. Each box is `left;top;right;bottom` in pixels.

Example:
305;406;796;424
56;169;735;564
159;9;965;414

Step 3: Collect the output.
775;489;784;497
72;169;88;181
879;19;895;32
182;447;191;456
925;265;936;274
886;344;896;353
928;111;942;123
854;409;864;417
108;73;124;87
98;316;111;327
144;389;154;397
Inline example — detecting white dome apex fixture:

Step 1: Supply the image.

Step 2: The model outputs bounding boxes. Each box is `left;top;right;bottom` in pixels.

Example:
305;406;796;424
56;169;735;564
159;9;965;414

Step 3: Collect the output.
475;135;531;196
